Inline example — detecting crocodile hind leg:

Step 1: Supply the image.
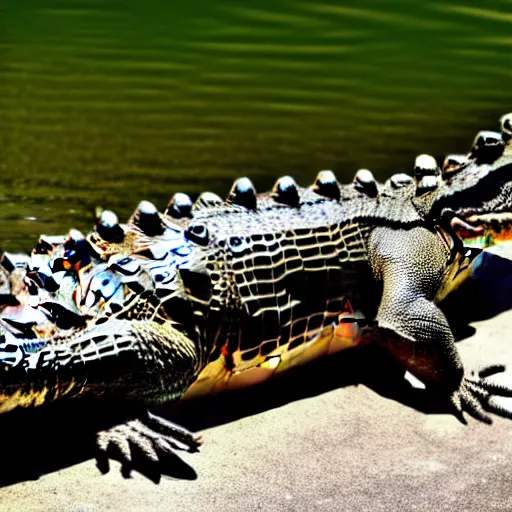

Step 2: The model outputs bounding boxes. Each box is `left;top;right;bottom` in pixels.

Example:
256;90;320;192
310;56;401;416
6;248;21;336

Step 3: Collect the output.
0;318;202;471
368;226;512;422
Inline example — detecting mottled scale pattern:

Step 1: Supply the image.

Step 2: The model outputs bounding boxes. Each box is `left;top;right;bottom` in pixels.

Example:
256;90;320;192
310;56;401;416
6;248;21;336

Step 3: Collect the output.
201;219;374;372
191;191;421;239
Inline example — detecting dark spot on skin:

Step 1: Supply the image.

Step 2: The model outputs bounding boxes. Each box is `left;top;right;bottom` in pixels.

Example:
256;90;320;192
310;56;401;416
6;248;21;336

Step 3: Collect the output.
185;224;210;246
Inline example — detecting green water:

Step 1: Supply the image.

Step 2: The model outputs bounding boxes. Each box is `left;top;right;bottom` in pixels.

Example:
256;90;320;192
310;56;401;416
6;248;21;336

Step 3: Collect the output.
0;0;511;250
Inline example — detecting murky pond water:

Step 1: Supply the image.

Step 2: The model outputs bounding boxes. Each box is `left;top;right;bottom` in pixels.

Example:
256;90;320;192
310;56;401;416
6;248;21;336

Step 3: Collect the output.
0;0;511;251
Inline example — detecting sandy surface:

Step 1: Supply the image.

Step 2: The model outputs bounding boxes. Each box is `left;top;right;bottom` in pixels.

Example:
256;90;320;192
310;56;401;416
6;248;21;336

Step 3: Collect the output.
1;303;512;511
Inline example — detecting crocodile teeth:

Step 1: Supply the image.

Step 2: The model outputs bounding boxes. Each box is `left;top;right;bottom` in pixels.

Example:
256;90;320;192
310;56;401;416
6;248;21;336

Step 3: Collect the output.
227;177;257;210
165;192;193;219
500;113;512;142
133;201;165;237
450;217;485;236
314;170;341;200
469;130;504;163
272;175;300;206
353;169;378;197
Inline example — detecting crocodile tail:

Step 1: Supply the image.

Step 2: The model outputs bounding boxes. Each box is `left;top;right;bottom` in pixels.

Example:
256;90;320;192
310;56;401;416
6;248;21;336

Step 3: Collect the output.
0;319;199;414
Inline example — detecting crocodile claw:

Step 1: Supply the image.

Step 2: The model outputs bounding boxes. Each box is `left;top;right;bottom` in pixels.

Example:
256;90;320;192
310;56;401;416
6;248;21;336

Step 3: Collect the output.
450;365;512;424
95;411;201;479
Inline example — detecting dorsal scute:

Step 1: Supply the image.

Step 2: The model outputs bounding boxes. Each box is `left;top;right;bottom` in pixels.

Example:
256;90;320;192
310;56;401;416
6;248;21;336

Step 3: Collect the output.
501;113;512;142
414;155;441;196
131;200;165;237
272;175;300;206
226;177;257;210
353;169;378;197
442;154;468;178
165;192;193;219
314;170;341;200
389;173;414;189
95;209;125;243
414;154;439;180
193;191;223;211
60;228;91;270
469;130;505;163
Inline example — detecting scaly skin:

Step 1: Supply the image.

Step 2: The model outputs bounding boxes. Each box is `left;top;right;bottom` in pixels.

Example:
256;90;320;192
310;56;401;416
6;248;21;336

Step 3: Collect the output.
1;113;512;472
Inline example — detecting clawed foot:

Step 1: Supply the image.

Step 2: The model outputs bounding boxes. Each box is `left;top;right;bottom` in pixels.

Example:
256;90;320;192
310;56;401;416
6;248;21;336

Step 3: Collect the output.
450;365;512;424
95;410;202;480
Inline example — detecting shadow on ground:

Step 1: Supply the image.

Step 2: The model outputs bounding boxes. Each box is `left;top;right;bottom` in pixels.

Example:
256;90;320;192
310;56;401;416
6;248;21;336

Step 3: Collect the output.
0;344;448;488
0;261;511;487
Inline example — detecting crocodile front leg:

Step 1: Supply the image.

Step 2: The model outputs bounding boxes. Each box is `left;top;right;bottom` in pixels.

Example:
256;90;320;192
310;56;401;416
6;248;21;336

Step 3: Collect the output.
0;318;201;468
368;226;512;422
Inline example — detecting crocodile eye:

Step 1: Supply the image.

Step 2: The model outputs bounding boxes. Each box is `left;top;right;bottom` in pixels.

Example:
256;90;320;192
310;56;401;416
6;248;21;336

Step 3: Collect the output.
81;267;123;313
185;224;209;246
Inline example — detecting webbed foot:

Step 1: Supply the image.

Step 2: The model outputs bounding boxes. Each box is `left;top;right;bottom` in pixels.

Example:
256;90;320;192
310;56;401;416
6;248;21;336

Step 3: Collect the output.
450;365;512;424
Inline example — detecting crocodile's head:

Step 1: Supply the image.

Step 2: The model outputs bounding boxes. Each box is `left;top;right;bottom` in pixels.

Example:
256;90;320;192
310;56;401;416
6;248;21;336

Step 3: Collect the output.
419;113;512;244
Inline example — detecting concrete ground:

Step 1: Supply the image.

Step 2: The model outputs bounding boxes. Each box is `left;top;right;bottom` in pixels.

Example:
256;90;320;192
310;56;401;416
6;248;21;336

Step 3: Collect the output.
0;310;511;512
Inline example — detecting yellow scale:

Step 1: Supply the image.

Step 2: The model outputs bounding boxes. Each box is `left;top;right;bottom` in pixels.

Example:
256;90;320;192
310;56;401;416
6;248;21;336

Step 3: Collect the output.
183;313;362;400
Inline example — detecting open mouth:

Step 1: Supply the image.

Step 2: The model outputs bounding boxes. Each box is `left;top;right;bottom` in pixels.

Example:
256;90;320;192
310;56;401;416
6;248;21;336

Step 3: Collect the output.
451;212;512;244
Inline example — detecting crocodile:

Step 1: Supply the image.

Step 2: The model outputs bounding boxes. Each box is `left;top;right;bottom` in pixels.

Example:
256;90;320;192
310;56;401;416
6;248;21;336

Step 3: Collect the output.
1;113;512;471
